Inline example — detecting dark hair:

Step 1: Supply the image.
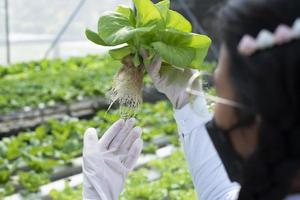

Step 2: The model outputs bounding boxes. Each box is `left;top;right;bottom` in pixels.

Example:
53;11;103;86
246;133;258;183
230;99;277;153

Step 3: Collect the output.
218;0;300;199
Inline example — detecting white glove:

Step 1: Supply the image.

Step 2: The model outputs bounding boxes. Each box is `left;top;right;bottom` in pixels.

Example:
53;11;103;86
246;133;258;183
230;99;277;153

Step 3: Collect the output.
82;118;143;200
142;51;197;109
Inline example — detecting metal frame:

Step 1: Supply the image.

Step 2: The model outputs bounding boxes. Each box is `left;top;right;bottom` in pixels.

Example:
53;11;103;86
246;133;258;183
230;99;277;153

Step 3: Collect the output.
3;0;218;64
43;0;218;60
4;0;11;64
44;0;87;59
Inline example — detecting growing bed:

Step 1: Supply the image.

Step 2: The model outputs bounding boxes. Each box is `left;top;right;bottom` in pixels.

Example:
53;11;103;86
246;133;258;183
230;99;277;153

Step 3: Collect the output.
0;54;206;199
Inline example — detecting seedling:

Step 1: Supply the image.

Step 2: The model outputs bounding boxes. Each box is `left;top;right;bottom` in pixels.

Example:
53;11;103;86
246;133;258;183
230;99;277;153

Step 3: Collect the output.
86;0;211;118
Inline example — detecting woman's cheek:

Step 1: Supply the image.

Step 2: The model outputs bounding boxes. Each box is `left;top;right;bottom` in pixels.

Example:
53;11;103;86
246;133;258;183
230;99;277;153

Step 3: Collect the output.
214;103;238;130
229;127;258;159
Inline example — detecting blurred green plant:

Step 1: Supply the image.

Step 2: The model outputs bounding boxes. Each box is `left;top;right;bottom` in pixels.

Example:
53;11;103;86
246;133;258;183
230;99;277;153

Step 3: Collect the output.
49;183;82;200
0;53;215;114
0;101;180;197
50;150;196;200
0;55;119;114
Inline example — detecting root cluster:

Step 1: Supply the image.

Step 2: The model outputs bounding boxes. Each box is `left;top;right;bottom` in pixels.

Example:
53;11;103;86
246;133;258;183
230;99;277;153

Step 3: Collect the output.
108;55;144;118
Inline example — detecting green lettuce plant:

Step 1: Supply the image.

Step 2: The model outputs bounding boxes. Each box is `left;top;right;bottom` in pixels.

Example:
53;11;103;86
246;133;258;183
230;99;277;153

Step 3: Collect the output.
86;0;211;118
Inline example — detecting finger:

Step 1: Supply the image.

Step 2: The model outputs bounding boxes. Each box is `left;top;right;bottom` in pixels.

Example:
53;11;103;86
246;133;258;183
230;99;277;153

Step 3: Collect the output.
99;119;125;150
124;138;143;169
139;48;148;60
145;55;162;81
120;127;142;151
83;128;99;154
109;118;136;150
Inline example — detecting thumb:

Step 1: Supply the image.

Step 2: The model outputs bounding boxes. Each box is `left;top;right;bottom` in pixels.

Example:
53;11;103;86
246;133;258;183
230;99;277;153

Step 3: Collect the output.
140;48;148;60
145;55;162;83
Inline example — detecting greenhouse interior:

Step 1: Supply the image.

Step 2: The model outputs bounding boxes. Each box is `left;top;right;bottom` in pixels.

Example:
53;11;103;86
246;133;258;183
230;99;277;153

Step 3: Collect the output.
1;0;300;200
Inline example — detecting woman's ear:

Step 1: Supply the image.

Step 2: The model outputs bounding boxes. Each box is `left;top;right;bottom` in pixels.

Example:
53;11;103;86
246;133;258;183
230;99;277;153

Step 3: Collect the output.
214;46;240;130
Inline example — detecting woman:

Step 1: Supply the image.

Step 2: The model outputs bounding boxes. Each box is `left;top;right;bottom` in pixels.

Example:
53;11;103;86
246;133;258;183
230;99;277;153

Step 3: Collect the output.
82;0;300;199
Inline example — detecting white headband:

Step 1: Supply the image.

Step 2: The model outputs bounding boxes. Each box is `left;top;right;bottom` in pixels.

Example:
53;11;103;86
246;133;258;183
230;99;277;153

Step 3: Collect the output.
238;18;300;56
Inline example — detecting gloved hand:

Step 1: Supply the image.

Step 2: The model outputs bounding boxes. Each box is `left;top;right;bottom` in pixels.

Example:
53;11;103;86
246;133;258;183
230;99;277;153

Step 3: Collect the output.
82;118;143;200
141;50;198;109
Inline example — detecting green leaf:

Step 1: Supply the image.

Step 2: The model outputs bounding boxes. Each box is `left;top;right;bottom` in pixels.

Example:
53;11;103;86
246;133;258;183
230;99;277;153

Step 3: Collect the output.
133;53;141;66
151;30;211;68
190;46;210;68
19;171;50;192
133;0;163;27
86;0;212;69
156;29;191;46
188;34;211;68
157;29;211;48
109;46;134;60
155;0;170;21
98;12;155;45
85;29;110;46
0;170;9;183
188;33;212;48
6;139;21;160
166;10;192;32
151;42;195;67
116;5;136;25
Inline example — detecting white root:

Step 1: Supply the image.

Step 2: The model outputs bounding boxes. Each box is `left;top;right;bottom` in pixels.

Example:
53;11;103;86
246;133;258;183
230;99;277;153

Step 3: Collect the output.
108;55;144;118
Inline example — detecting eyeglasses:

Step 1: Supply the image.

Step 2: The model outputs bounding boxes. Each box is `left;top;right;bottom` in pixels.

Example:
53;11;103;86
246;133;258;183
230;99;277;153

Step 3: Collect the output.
186;70;245;115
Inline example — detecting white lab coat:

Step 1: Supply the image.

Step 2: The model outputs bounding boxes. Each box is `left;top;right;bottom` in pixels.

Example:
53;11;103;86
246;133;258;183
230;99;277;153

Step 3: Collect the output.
173;97;300;200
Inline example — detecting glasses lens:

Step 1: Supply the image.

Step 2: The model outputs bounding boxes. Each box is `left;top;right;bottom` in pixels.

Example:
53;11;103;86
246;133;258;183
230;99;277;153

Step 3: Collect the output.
186;71;216;117
186;70;244;117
